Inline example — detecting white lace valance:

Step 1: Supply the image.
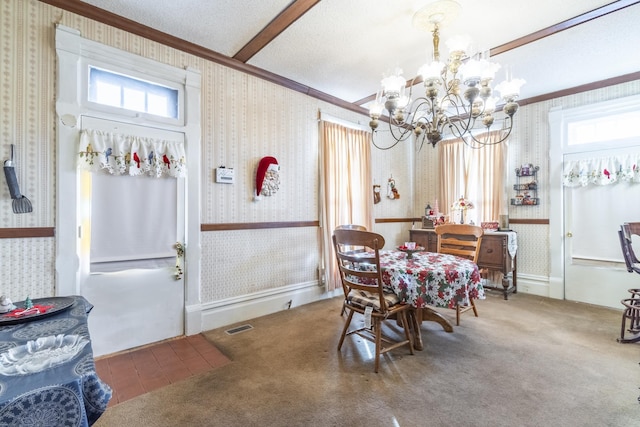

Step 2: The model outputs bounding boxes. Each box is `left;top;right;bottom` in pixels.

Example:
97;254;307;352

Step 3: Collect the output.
78;129;186;178
563;153;640;187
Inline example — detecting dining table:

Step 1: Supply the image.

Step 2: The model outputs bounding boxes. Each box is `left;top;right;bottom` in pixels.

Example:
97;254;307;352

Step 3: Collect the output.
378;249;484;350
0;295;112;426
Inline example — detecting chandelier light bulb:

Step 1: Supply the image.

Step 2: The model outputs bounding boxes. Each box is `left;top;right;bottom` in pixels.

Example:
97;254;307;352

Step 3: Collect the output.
480;60;501;81
495;78;526;101
459;58;483;85
418;61;445;81
369;100;384;118
484;96;497;113
446;34;471;56
381;70;406;96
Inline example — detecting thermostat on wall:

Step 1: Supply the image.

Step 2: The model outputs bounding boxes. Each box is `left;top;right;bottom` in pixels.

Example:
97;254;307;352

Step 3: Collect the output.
215;167;234;184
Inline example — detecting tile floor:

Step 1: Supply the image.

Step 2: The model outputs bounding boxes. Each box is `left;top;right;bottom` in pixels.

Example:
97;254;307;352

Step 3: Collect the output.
94;334;230;407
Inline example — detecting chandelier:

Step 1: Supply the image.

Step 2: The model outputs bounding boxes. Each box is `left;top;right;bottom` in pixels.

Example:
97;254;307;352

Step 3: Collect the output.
368;0;525;150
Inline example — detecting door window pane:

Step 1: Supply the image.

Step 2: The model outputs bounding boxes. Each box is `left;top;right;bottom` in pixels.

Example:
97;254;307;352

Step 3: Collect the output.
89;66;178;119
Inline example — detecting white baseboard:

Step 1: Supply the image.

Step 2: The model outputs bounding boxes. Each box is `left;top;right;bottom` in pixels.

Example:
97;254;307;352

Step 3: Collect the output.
185;303;203;336
513;274;553;298
483;273;551;298
187;274;556;335
193;281;338;333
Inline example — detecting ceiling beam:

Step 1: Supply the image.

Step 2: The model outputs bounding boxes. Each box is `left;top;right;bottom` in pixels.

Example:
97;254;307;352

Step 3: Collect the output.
491;0;640;56
233;0;321;63
38;0;369;117
36;0;640;120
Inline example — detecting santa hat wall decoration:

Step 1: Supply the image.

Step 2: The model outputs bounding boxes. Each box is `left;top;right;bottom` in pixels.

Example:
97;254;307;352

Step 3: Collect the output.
255;156;280;200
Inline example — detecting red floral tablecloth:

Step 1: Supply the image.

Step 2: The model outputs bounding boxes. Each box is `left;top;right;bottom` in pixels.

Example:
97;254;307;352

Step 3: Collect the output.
378;250;484;310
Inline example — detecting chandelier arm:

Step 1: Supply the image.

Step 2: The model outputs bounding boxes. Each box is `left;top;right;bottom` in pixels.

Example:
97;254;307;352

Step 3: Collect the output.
407;98;433;126
371;131;404;150
445;114;477;140
416;132;437;152
464;117;513;148
441;94;475;121
371;114;415;150
464;119;514;147
387;120;414;142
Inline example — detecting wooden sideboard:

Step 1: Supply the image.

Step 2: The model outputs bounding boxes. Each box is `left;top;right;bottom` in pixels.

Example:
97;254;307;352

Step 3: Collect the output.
409;228;517;299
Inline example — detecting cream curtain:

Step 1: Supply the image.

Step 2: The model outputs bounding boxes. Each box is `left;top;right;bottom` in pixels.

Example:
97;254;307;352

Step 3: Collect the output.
438;138;467;222
320;120;373;292
438;132;506;223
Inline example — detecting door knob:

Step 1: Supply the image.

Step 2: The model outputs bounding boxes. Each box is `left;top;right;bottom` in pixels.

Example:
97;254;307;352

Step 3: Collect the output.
566;232;573;237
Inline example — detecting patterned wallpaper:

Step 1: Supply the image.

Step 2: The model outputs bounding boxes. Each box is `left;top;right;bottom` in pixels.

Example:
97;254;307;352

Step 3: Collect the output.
1;0;640;304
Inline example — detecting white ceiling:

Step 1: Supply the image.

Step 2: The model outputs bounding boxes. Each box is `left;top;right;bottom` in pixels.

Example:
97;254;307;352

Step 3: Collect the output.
79;0;640;105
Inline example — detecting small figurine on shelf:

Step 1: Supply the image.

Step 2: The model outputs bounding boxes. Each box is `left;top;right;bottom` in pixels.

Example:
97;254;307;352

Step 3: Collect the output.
24;296;33;310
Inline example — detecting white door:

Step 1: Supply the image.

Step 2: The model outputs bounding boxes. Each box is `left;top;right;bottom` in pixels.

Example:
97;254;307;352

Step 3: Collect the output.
79;117;185;356
563;149;640;309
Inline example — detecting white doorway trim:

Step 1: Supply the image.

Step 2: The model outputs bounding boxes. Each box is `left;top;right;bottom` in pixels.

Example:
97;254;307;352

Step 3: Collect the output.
549;105;566;300
54;25;203;339
549;94;640;304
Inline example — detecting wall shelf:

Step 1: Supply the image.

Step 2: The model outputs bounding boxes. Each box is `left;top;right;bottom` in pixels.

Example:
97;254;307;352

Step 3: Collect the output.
511;164;539;206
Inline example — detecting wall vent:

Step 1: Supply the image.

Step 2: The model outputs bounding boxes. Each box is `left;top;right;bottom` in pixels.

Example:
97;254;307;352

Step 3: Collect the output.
225;324;253;335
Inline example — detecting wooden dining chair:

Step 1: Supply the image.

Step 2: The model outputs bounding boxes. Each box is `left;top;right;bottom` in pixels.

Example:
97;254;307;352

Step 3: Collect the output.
617;223;640;343
435;224;484;325
335;224;367;231
621;223;640;274
334;225;368;316
332;229;414;373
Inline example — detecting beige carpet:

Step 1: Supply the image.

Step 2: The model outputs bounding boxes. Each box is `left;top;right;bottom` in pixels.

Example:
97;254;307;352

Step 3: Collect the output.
94;293;639;427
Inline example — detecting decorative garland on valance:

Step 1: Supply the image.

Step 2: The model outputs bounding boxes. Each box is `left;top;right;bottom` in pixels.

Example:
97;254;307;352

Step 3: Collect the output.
78;129;186;178
563;153;640;187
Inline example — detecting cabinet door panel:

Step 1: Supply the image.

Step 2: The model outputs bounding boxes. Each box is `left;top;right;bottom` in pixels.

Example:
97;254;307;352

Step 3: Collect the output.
478;235;509;271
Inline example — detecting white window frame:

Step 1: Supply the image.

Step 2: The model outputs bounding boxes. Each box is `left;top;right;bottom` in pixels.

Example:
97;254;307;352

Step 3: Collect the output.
561;94;640;154
82;60;184;125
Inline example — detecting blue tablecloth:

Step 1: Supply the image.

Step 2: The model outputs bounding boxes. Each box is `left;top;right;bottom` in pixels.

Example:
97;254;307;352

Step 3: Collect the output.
0;296;111;426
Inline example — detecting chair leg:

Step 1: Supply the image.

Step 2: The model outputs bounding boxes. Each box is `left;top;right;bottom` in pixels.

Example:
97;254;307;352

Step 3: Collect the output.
456;299;479;326
408;309;423;351
338;308;354;351
399;311;414;355
374;318;383;373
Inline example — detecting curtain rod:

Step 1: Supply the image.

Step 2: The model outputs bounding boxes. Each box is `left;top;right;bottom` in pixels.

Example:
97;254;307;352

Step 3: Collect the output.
318;110;371;132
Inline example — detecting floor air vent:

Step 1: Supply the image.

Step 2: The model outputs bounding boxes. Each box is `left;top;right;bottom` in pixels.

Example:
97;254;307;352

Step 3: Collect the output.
225;324;253;335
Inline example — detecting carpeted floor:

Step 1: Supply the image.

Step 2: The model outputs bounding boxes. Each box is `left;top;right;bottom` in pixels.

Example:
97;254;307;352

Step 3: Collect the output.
94;293;640;427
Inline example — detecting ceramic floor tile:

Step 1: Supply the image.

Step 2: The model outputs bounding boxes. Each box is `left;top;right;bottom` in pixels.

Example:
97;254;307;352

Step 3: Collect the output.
96;334;230;407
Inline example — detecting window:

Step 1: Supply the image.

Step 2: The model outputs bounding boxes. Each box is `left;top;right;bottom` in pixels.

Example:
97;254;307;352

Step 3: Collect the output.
88;66;179;119
438;133;507;224
568;110;640;145
319;119;373;292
